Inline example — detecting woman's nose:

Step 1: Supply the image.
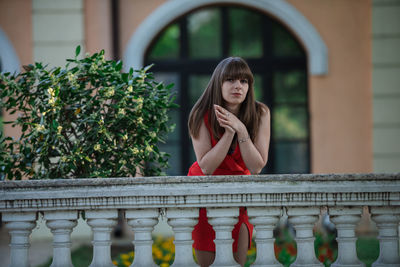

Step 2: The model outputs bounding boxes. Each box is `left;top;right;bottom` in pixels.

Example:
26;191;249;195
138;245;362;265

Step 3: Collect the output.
233;79;241;87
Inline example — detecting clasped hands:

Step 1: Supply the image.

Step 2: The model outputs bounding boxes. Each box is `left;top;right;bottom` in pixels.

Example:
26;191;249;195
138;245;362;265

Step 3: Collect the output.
214;104;247;137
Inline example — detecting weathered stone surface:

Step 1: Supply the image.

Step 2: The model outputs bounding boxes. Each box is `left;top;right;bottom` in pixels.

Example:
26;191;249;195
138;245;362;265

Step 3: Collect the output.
1;173;400;212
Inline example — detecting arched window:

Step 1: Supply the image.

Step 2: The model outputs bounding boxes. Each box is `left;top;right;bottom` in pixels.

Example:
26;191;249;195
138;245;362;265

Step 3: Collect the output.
145;5;309;175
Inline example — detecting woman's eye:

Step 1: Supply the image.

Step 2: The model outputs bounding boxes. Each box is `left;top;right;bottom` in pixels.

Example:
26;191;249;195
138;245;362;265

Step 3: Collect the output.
240;79;248;84
226;78;233;82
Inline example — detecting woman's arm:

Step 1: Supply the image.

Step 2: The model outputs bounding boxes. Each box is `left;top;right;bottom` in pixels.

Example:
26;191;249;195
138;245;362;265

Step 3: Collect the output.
237;108;270;174
215;105;270;174
191;120;235;175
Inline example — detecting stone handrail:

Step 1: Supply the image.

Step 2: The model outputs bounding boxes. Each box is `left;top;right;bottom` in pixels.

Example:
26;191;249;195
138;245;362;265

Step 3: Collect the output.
1;173;399;266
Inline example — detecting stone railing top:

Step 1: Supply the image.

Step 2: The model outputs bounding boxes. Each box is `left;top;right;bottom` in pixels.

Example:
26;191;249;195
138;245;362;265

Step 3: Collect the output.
1;172;399;188
1;173;400;212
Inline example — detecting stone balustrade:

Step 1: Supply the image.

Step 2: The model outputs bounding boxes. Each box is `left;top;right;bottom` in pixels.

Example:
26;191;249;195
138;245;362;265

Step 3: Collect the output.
1;173;399;267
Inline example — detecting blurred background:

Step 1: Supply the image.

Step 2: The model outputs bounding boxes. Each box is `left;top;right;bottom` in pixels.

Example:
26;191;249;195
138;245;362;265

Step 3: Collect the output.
0;0;399;266
1;0;399;176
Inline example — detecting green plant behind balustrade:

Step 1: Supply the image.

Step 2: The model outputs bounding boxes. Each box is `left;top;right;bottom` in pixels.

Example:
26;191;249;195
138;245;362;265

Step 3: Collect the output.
0;46;177;180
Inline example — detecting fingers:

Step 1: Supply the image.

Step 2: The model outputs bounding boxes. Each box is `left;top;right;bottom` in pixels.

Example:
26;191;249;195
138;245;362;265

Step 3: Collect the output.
214;105;231;119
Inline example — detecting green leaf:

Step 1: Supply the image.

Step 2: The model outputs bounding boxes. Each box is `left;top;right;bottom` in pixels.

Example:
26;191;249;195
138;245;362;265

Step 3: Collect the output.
115;61;123;71
75;45;81;57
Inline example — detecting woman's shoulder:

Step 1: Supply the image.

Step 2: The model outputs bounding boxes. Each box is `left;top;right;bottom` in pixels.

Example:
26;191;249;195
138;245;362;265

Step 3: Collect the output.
256;101;270;116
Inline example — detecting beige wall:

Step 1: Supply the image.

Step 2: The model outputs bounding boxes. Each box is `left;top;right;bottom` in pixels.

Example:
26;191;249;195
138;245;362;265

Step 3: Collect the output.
284;0;373;173
119;0;167;55
84;0;113;59
0;0;32;67
0;0;32;138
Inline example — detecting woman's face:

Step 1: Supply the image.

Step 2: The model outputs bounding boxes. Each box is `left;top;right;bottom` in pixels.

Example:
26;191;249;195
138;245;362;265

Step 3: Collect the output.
221;77;249;106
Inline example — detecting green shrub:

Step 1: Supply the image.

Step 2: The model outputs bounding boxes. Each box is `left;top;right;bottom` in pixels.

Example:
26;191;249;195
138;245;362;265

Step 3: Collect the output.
0;46;176;179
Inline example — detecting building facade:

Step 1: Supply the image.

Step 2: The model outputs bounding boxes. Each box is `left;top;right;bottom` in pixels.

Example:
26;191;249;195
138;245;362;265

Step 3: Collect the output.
0;0;399;174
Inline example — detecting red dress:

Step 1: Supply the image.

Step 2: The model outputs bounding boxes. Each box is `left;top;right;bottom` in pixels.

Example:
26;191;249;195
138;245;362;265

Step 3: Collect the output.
188;114;254;252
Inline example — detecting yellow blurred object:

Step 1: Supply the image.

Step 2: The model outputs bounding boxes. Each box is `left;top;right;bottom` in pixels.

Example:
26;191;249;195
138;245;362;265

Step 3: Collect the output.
120;254;130;260
152;246;163;259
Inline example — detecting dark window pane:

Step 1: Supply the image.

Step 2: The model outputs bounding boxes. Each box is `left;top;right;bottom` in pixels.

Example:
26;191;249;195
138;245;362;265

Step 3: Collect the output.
145;6;309;175
189;145;196;168
189;75;210;107
154;73;180;103
253;74;263;101
159;143;182;175
274;141;309;173
274;71;307;104
153;73;181;175
148;23;180;60
273;105;308;139
188;8;221;58
166;110;180;142
272;21;305;57
229;7;263;58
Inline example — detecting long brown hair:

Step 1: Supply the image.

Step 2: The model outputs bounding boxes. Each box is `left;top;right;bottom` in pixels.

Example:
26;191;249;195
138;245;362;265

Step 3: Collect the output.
188;57;266;141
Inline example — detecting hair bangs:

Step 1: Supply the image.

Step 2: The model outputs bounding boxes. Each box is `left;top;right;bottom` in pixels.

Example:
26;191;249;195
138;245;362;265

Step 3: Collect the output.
221;58;253;84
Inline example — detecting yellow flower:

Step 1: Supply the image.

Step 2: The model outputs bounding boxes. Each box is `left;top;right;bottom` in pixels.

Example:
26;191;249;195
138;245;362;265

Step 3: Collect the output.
112;260;117;265
122;134;128;141
105;87;115;97
127;85;133;93
160;263;170;267
136;97;144;109
137;117;143;124
94;144;101;151
132;148;139;155
161;238;174;251
36;124;45;132
48;97;56;105
118;109;126;116
57;126;62;134
74;108;81;115
128;251;134;257
163;253;173;262
152;246;163;260
67;72;75;82
146;145;153;153
123;260;131;267
120;254;130;260
47;87;55;97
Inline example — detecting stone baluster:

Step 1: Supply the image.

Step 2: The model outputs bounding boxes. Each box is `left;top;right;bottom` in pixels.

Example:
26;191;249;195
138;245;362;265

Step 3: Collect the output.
329;207;364;267
86;210;118;267
247;207;281;267
287;207;323;267
44;211;78;267
126;209;159;267
166;208;198;267
371;207;400;267
2;212;37;267
207;207;240;267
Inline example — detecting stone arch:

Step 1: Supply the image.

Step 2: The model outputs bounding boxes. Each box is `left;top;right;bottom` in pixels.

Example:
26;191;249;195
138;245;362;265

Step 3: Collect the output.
124;0;328;75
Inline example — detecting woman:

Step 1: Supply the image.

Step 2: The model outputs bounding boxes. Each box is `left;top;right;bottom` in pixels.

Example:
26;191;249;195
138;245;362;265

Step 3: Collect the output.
187;57;271;266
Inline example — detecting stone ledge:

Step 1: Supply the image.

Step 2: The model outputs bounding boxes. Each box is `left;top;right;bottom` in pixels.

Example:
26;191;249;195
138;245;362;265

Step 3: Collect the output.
1;173;399;189
1;173;400;212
